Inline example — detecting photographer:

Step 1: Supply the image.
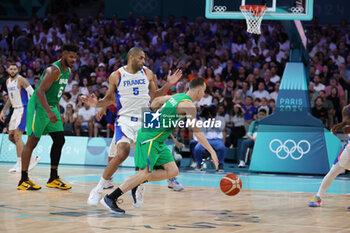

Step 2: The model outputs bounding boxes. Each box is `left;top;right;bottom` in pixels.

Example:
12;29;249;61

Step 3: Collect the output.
193;103;226;171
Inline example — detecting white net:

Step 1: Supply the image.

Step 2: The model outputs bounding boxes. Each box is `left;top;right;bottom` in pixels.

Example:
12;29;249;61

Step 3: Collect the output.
240;5;267;35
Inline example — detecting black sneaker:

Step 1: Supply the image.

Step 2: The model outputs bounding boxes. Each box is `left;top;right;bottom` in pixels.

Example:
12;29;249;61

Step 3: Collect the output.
217;163;224;172
100;195;125;214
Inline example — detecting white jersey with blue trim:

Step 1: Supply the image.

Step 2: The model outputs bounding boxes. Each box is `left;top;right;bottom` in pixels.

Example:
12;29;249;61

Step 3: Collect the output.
115;66;150;123
7;77;29;108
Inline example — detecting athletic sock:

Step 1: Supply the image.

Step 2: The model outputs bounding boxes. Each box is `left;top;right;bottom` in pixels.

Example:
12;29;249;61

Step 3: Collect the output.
108;187;123;201
20;171;28;183
96;177;108;192
49;168;58;182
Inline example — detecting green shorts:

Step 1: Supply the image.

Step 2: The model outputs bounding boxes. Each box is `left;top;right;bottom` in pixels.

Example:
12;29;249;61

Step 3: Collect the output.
134;139;174;172
26;99;63;138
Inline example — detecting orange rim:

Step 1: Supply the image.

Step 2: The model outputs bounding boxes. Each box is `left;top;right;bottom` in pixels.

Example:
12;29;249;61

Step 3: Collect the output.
240;5;268;17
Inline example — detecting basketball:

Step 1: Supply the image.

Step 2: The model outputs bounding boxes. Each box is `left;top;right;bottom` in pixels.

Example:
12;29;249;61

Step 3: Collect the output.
220;173;242;196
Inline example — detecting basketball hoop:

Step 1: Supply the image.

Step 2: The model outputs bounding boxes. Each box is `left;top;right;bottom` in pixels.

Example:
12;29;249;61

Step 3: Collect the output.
240;5;268;35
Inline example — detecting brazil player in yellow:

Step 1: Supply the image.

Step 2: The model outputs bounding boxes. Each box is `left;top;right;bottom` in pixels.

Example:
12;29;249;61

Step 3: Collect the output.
17;44;79;190
100;77;219;214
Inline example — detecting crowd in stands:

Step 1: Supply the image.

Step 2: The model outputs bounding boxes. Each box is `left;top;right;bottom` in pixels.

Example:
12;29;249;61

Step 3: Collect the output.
0;12;349;168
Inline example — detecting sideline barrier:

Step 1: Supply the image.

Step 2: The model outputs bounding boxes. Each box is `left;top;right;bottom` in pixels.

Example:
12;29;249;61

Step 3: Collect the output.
0;134;135;167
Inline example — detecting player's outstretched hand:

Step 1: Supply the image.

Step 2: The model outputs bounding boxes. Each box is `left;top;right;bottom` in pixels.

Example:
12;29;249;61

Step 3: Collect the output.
167;69;183;85
210;151;219;170
96;107;106;121
80;94;98;107
331;123;343;134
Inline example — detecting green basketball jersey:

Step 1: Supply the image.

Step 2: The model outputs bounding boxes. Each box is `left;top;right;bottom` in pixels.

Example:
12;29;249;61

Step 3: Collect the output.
139;93;192;143
32;60;70;106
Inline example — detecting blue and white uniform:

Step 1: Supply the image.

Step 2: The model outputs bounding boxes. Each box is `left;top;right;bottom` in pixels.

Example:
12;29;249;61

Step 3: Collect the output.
6;77;30;131
333;104;350;170
109;66;151;155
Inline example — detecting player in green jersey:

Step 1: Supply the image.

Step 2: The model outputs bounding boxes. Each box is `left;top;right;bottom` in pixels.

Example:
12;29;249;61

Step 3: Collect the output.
100;77;219;214
17;44;79;191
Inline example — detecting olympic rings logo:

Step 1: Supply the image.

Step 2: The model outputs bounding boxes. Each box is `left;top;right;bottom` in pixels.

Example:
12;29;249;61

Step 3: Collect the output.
290;6;304;14
269;139;311;160
213;6;227;12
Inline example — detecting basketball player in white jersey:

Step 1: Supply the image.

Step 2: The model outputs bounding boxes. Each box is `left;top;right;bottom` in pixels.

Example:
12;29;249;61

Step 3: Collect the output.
0;63;40;172
82;47;182;207
309;104;350;208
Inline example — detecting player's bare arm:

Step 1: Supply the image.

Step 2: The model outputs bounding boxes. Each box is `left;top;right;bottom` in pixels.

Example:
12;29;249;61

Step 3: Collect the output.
150;95;173;110
0;80;11;122
36;66;60;124
81;71;118;107
178;101;219;169
18;76;34;97
332;105;350;134
146;68;183;101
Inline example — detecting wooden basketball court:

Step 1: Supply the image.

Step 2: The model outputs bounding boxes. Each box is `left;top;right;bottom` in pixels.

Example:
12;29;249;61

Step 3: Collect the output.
1;164;350;233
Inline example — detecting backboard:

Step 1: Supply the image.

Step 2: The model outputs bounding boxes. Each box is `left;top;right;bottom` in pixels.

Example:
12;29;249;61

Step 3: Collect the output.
205;0;313;20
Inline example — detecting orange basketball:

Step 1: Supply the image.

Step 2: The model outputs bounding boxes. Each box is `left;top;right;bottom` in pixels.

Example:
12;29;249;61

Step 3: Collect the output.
220;173;242;196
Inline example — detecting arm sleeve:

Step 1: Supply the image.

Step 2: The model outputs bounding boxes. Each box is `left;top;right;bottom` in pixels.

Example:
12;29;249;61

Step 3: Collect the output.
25;85;34;96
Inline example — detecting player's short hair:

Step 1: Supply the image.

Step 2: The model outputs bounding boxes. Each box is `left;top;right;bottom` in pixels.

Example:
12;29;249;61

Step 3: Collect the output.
8;63;18;68
62;44;79;53
189;77;205;90
127;47;144;60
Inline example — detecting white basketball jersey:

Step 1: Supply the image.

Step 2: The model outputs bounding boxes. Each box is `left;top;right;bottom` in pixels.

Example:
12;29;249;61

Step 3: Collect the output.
115;66;150;121
7;77;29;108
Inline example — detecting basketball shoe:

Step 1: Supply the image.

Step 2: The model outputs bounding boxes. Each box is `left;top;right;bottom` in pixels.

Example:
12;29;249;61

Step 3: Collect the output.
103;177;114;189
100;195;125;214
167;177;184;191
87;186;102;206
308;195;322;207
46;178;72;190
17;180;41;190
9;161;20;173
128;184;145;208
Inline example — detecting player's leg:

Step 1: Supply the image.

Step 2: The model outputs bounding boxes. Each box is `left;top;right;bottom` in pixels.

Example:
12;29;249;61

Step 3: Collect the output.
8;109;21;172
7;130;20;172
309;143;350;207
43;107;71;190
87;139;130;206
17;134;41;190
46;131;71;190
100;168;150;214
18;103;45;190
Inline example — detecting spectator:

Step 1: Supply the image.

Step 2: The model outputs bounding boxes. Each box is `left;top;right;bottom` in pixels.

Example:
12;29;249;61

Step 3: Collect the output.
70;84;80;104
253;82;270;99
312;96;328;127
269;81;279;102
325;78;345;107
243;96;256;124
193;104;226;171
225;104;246;148
310;75;325;93
237;109;267;168
75;103;96;137
196;88;213;107
59;92;76;112
327;87;342;123
257;97;272;115
63;104;76;135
